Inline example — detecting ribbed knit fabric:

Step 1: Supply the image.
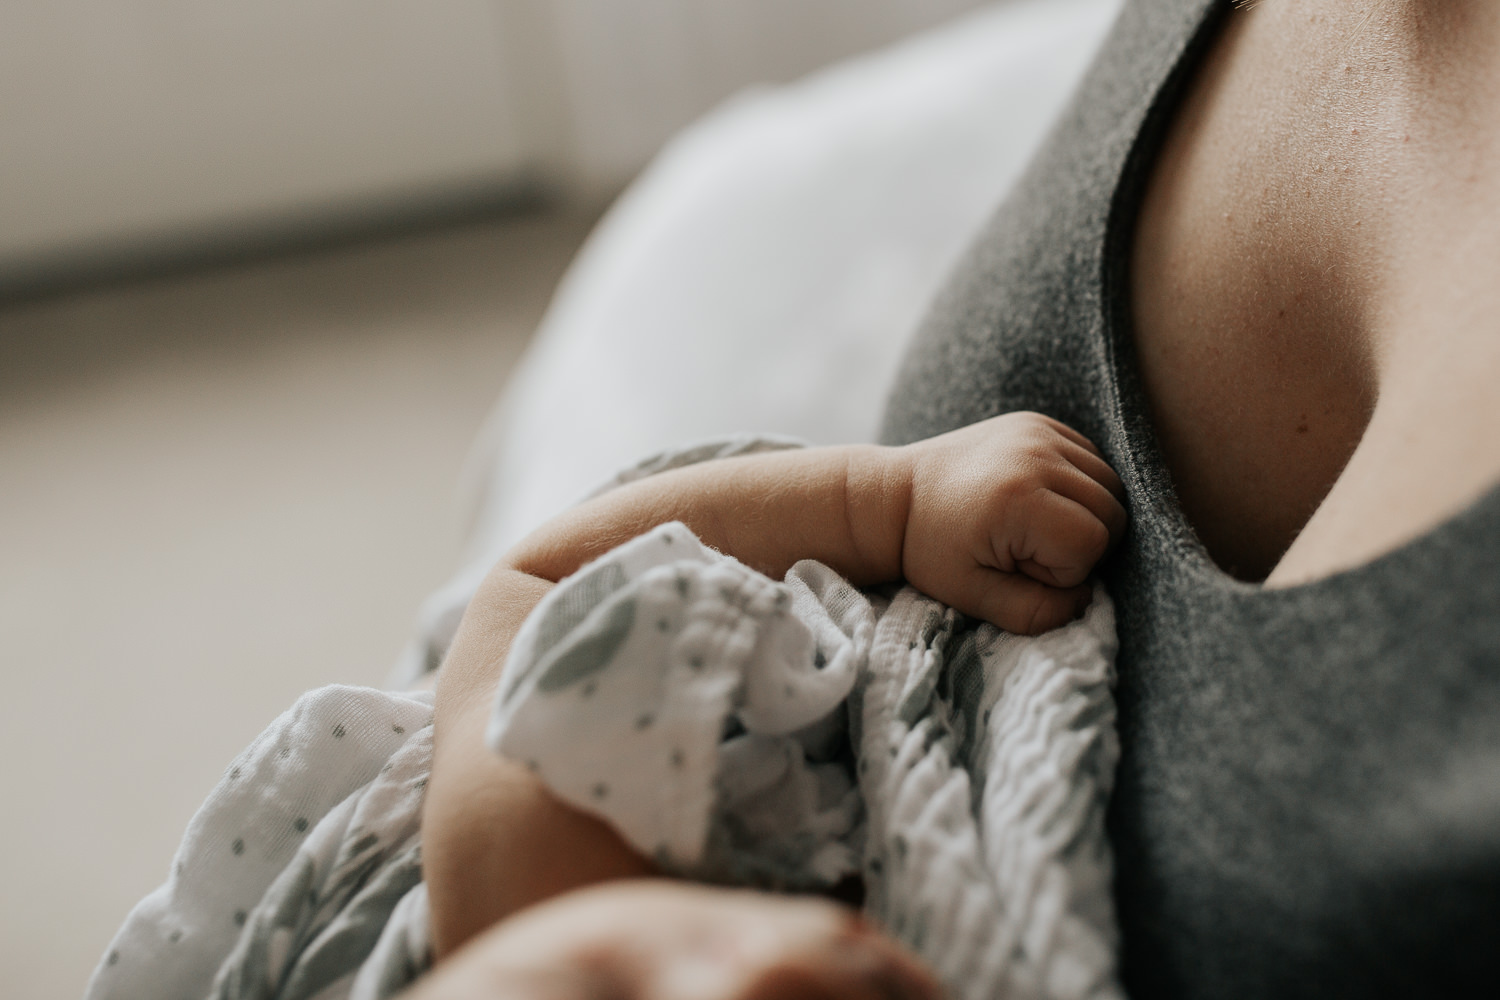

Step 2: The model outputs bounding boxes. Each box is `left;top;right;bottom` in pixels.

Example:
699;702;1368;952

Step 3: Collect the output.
855;585;1121;1000
882;0;1500;995
489;518;1126;1000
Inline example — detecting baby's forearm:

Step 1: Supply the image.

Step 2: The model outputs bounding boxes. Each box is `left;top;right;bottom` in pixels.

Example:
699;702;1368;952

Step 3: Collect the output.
425;569;654;958
426;445;914;957
503;444;914;586
425;415;1125;957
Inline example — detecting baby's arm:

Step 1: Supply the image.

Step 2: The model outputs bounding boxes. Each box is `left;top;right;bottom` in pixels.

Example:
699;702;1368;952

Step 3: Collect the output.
425;412;1125;957
507;412;1125;632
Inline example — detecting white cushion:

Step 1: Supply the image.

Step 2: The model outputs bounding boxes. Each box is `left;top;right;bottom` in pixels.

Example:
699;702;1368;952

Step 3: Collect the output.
395;0;1124;684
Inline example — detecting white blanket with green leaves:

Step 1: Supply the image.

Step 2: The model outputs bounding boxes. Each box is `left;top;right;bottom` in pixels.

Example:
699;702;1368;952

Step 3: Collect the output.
490;520;1125;1000
86;684;436;1000
88;451;1123;1000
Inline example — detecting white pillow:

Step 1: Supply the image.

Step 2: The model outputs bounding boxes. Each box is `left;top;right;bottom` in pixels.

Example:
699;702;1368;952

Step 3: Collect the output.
394;0;1123;684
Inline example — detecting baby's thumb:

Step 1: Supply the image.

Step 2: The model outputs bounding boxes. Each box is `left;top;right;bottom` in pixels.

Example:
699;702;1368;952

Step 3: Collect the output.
962;568;1091;636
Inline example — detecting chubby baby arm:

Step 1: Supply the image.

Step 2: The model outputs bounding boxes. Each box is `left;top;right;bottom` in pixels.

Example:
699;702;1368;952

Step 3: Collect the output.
424;569;656;959
426;448;920;956
424;413;1124;959
500;412;1126;631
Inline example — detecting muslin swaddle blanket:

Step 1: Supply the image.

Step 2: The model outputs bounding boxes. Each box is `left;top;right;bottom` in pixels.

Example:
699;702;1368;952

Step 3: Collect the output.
489;520;1124;1000
88;444;1123;1000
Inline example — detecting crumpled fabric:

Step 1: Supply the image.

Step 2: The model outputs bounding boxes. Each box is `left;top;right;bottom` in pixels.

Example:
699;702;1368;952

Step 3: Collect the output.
490;522;868;887
88;451;1124;1000
85;686;437;1000
489;521;1125;1000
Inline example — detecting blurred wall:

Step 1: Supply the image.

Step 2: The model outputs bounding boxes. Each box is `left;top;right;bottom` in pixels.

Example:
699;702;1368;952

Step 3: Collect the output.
0;2;528;269
507;0;993;184
0;0;990;287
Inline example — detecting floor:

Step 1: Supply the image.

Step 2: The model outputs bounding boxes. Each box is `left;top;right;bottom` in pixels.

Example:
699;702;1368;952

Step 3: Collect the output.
0;208;598;999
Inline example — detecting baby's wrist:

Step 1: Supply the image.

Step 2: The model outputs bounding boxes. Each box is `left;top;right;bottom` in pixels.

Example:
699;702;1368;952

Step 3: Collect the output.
836;443;916;583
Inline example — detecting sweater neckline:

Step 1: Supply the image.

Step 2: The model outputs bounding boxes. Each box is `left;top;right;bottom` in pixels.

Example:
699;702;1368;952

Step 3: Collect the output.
1099;0;1500;604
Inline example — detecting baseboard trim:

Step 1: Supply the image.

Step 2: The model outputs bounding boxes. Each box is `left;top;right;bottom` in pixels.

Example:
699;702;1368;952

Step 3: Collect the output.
0;172;556;306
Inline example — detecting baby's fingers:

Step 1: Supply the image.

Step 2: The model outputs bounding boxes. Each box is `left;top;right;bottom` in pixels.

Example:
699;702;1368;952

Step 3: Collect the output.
1048;447;1127;544
1005;489;1113;588
956;566;1092;636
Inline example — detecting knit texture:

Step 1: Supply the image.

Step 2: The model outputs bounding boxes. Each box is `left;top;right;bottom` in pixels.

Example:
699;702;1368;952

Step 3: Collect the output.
882;0;1500;996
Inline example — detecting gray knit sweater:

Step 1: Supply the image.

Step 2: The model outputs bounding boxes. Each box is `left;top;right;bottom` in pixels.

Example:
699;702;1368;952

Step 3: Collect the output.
882;0;1500;996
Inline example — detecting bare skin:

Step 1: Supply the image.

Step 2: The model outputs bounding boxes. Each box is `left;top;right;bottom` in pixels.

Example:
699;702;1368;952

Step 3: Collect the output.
422;413;1124;973
418;2;1500;992
405;882;943;1000
1132;0;1500;584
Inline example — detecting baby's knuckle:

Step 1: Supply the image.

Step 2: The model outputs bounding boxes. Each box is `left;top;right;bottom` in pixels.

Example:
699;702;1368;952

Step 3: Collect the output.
1002;409;1048;428
1016;483;1054;517
1081;517;1111;560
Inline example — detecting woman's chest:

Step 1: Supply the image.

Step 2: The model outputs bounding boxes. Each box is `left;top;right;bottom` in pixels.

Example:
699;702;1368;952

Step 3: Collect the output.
1127;0;1500;584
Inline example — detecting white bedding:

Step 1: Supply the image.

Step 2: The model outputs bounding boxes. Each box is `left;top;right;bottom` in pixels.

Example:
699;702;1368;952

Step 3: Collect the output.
395;0;1123;688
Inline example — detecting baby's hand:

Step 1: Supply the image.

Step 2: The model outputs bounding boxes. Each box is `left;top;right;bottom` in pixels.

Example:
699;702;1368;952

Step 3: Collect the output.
898;412;1127;635
406;881;942;1000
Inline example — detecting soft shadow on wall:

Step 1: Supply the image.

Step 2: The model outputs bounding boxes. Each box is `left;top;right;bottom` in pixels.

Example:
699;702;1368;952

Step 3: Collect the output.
0;0;991;301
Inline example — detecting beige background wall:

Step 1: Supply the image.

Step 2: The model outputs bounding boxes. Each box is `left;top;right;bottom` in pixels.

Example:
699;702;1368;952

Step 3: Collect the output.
0;1;527;265
0;210;599;1000
0;0;988;279
520;0;989;181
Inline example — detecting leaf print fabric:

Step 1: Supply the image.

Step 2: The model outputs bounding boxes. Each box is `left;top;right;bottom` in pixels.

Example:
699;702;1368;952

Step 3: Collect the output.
88;445;1126;1000
490;521;1127;1000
